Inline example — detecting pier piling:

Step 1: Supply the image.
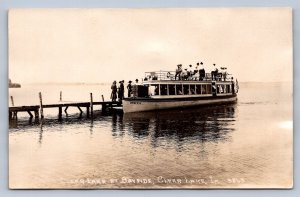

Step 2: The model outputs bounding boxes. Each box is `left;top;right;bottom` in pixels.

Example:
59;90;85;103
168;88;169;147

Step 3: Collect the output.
10;96;14;106
34;110;39;122
58;107;62;120
90;93;93;118
39;92;44;119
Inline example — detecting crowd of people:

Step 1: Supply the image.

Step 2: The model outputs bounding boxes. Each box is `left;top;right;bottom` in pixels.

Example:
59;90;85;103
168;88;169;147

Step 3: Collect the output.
175;62;228;81
111;80;136;102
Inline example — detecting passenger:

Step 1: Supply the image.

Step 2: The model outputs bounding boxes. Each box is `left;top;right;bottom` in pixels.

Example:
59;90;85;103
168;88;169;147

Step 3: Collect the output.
182;69;189;80
111;81;117;102
118;80;125;101
211;67;218;81
193;63;199;80
135;79;139;85
196;62;205;81
202;86;206;94
175;64;182;80
219;85;223;93
154;86;159;95
149;85;155;96
212;85;217;96
217;85;220;93
177;89;183;95
187;65;193;79
195;62;200;72
199;69;205;81
190;88;195;94
127;80;132;97
223;71;227;81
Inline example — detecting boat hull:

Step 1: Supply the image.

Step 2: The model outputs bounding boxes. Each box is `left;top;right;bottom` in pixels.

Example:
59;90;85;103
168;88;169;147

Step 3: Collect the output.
123;94;237;113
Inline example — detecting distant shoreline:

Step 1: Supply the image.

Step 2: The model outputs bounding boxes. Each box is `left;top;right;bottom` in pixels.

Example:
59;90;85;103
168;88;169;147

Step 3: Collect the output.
23;82;111;86
20;81;292;86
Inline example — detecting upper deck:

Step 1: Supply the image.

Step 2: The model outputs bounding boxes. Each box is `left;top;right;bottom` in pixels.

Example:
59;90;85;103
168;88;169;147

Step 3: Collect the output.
142;70;233;85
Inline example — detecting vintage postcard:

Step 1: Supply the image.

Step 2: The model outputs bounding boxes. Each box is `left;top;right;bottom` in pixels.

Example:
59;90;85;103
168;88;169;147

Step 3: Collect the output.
8;8;293;189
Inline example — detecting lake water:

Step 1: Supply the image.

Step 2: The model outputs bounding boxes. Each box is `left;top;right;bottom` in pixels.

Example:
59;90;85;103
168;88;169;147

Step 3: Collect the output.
8;82;293;189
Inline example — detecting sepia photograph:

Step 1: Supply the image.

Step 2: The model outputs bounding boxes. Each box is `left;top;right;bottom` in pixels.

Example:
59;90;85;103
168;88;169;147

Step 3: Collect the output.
8;8;293;189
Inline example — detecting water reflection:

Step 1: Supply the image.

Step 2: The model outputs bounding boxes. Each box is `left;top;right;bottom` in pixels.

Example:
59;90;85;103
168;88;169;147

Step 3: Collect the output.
9;104;236;147
123;104;236;145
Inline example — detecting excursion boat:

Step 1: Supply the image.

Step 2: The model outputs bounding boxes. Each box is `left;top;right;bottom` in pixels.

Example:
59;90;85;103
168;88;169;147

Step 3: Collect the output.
123;69;238;113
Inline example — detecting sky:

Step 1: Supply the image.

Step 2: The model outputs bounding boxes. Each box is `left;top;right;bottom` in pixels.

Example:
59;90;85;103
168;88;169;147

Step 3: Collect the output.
9;8;292;83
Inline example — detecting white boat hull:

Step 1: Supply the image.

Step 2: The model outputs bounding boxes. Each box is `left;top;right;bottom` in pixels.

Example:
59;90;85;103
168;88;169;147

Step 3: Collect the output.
123;95;237;113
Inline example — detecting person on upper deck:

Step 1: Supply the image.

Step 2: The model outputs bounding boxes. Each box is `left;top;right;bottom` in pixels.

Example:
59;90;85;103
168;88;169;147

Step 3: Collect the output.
188;65;193;79
175;64;182;80
211;64;219;81
198;62;205;81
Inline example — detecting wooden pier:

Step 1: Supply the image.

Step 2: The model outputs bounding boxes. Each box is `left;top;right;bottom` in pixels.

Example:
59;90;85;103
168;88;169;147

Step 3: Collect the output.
9;92;122;121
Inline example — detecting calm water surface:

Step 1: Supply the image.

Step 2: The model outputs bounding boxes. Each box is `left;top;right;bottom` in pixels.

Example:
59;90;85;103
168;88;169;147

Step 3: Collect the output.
9;82;293;188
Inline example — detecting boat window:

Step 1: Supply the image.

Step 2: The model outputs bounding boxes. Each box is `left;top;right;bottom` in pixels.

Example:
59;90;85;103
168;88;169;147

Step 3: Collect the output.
169;85;175;95
227;84;231;93
201;84;207;94
207;84;212;94
190;85;196;94
217;85;225;94
196;85;201;94
176;84;183;95
149;85;159;96
160;85;168;95
183;85;189;95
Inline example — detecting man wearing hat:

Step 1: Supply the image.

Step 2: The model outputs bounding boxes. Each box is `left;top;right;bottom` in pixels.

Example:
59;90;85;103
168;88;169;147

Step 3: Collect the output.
111;81;117;101
118;80;125;102
127;80;132;97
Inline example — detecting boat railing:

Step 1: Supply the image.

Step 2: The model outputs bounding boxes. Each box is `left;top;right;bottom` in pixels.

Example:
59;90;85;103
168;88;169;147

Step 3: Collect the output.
144;71;232;82
144;71;176;80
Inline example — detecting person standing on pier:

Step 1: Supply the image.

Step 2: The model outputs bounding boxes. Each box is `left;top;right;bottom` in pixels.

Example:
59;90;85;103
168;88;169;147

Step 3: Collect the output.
127;80;132;97
111;81;117;101
118;80;125;101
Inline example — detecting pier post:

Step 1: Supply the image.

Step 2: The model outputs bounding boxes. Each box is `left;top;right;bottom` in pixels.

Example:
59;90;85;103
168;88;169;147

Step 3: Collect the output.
60;91;62;102
90;93;93;118
86;106;90;118
58;107;62;120
10;96;14;106
39;92;44;119
34;109;39;122
102;104;106;113
101;95;104;102
9;111;12;120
